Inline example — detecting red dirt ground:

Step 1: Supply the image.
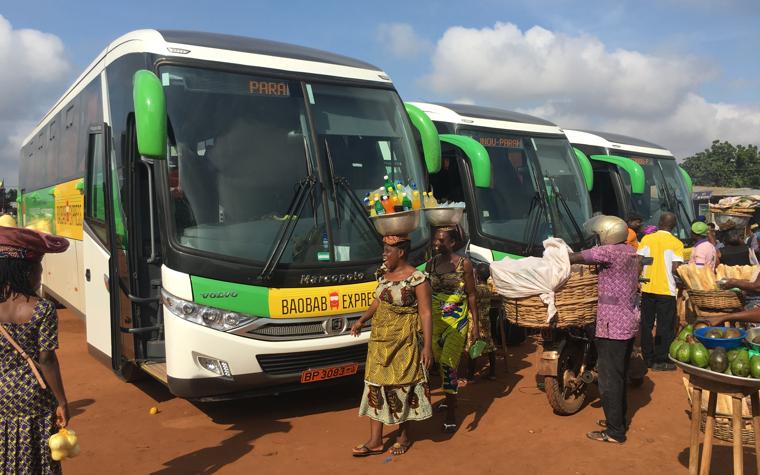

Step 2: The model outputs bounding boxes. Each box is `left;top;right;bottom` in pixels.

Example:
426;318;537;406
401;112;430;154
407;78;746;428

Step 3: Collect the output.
56;309;755;474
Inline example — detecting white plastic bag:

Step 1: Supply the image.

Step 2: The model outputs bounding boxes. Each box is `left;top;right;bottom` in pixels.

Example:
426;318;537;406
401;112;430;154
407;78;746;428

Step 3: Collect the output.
490;237;572;321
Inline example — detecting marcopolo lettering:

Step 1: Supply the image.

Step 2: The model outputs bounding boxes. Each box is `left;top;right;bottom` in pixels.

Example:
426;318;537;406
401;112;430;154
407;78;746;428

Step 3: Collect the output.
299;272;365;285
201;291;239;299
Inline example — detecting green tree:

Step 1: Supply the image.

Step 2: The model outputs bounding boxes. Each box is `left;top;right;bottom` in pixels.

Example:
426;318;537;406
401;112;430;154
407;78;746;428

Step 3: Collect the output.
681;140;760;188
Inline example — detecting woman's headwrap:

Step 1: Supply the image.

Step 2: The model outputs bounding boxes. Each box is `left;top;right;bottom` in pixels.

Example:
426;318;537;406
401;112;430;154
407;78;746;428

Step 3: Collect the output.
0;226;70;262
382;234;410;246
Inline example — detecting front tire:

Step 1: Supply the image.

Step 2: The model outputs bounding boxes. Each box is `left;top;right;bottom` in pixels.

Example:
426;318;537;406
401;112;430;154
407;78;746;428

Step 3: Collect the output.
544;343;587;415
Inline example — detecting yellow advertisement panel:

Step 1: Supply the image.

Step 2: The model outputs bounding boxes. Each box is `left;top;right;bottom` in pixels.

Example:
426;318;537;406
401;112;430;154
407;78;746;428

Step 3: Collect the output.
268;281;376;318
54;179;84;240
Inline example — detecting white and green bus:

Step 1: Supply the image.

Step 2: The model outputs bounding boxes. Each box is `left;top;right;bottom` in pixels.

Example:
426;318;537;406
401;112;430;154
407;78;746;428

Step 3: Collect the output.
18;30;439;400
406;102;593;261
565;129;694;239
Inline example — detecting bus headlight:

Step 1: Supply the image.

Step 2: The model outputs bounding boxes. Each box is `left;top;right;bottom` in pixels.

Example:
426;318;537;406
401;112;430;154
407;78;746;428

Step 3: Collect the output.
161;289;257;332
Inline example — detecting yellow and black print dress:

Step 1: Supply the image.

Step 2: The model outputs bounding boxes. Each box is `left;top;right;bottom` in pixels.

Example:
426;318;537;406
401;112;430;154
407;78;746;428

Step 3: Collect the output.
0;299;61;475
358;270;433;425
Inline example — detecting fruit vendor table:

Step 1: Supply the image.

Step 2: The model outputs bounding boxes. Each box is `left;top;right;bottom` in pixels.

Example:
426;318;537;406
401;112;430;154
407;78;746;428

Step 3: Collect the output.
674;359;760;475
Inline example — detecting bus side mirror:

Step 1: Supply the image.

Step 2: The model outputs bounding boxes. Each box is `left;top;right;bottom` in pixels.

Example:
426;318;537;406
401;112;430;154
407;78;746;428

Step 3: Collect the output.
572;147;594;191
439;134;491;188
133;70;167;159
678;166;693;194
404;103;441;173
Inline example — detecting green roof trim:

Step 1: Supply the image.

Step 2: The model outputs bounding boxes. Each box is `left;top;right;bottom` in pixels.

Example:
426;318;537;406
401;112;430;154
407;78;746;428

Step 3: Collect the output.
492;250;526;261
404;103;441;174
439;134;491;188
590;154;646;194
679;166;693;194
573;148;594;191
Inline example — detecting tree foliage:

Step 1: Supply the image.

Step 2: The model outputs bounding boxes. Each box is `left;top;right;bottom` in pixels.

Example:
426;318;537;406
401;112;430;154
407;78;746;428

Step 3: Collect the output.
681;140;760;188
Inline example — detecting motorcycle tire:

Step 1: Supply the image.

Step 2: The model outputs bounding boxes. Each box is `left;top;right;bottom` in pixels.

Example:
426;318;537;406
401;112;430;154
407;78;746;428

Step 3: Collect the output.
544;376;586;415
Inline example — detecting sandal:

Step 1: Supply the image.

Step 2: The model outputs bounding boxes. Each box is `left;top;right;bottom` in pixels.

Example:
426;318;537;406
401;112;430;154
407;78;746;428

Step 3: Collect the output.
596;419;607;428
352;444;385;457
443;423;457;433
587;431;623;444
437;403;448;412
390;442;410;456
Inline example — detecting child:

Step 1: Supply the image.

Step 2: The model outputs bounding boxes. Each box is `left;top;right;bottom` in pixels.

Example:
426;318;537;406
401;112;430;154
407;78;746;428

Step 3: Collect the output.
466;263;498;381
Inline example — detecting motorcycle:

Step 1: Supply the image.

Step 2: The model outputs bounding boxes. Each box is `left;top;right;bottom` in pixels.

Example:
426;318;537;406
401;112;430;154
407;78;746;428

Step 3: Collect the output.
537;258;652;416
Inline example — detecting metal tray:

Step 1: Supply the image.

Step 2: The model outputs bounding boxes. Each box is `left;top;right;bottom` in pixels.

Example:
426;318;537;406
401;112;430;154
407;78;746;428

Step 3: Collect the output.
370;210;420;236
670;356;760;388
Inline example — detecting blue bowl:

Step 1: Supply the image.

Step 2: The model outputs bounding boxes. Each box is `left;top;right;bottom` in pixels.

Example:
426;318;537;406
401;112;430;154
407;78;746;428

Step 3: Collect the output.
693;326;747;349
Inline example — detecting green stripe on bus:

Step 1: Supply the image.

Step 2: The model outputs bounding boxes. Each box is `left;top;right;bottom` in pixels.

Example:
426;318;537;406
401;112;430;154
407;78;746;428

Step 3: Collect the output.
191;276;271;317
492;250;525;261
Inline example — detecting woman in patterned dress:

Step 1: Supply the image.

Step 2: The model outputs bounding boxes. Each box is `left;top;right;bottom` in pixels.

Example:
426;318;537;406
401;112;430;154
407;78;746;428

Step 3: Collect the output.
350;235;433;457
427;227;479;432
0;227;70;474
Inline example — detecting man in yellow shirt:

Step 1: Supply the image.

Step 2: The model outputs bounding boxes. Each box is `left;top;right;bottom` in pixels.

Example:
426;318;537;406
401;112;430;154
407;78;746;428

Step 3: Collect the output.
636;212;684;371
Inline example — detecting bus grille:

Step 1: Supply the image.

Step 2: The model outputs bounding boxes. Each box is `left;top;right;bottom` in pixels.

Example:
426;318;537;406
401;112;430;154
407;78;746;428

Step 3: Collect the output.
242;316;369;341
256;344;368;375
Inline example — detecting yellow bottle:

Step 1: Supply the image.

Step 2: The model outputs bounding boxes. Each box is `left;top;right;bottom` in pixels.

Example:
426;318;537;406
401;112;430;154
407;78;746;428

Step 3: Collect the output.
369;200;377;217
429;193;439;207
412;191;421;210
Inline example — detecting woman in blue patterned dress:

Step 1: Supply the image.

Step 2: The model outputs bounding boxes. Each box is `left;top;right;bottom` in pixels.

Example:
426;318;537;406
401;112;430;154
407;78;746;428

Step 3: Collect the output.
0;227;71;474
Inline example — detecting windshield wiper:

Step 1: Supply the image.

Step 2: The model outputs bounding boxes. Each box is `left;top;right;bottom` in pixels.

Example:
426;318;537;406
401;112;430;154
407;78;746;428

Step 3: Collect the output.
548;177;586;249
523;193;546;255
334;176;382;245
323;138;343;229
258;176;318;281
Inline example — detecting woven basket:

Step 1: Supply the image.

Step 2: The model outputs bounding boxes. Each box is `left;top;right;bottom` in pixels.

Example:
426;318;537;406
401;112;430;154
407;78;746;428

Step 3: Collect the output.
687;289;743;312
503;265;598;329
699;411;755;445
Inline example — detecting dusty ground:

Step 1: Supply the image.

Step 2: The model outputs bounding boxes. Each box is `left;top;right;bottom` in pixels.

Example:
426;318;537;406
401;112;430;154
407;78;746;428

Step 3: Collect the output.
56;309;756;475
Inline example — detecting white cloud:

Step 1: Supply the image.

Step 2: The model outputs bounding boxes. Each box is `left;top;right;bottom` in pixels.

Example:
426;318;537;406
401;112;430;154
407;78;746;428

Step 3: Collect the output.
423;22;760;157
376;23;433;59
0;15;71;185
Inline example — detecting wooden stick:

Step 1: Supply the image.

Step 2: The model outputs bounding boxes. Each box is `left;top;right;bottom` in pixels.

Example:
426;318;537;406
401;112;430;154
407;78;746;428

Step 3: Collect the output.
733;396;744;475
690;387;703;475
700;391;717;475
751;392;760;475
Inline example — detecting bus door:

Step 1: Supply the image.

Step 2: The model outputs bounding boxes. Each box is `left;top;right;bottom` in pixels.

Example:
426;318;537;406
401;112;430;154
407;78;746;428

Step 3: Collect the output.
83;124;125;374
590;162;630;219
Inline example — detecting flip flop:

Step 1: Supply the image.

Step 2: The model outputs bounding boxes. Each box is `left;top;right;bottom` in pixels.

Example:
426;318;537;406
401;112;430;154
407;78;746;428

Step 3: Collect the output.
443;423;457;433
390;442;410;456
596;419;607;428
352;444;384;457
587;431;623;444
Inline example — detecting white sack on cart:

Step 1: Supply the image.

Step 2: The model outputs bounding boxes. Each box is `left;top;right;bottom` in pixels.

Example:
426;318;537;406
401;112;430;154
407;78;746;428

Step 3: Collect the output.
490;237;572;322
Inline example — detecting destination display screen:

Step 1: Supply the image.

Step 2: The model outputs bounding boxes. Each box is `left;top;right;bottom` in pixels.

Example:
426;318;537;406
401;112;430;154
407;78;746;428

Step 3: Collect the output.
627;156;652;166
248;79;290;97
476;136;523;149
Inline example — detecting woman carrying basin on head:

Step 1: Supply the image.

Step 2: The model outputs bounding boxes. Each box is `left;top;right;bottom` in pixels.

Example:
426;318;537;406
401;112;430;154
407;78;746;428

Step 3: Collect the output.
350;234;433;457
427;227;480;433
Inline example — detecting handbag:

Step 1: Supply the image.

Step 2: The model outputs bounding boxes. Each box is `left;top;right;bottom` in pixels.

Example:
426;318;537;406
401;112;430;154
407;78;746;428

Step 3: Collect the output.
0;323;47;389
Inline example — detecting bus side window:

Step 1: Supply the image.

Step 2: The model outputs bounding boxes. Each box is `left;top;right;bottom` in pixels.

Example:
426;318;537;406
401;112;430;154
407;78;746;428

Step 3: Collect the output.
85;132;109;245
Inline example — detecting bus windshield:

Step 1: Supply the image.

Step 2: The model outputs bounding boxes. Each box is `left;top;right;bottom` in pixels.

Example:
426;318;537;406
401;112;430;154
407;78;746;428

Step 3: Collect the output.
162;65;426;265
615;152;692;239
460;129;591;248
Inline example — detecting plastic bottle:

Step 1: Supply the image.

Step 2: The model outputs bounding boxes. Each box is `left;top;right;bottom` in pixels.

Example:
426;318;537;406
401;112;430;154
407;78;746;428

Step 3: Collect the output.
401;193;412;211
374;199;385;216
422;192;432;208
382;195;395;214
322;233;329;250
383;175;393;192
411;190;421;210
429;193;439;208
369;200;378;217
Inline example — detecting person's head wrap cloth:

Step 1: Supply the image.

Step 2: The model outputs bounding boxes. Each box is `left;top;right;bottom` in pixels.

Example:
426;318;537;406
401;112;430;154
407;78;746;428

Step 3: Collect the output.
382;235;410;246
0;226;70;262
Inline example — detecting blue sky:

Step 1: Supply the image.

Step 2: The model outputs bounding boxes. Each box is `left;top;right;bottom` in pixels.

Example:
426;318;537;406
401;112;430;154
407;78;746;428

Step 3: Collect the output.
1;0;759;184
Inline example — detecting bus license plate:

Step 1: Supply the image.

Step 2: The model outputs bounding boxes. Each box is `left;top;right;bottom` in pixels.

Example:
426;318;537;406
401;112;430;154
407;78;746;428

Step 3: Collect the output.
300;363;358;383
